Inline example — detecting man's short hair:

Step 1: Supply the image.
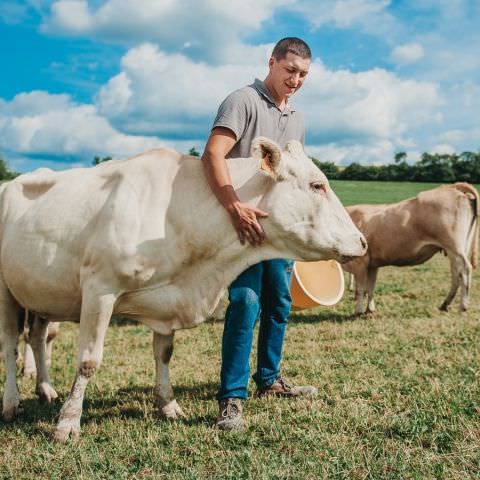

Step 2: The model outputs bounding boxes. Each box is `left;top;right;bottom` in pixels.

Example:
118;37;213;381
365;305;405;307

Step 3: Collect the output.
271;37;312;60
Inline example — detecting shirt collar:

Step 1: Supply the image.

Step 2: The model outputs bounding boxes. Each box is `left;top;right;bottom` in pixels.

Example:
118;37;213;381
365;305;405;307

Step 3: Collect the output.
252;78;296;113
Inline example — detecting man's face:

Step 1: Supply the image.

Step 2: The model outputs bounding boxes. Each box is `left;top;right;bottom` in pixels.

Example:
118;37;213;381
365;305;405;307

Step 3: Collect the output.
268;52;311;100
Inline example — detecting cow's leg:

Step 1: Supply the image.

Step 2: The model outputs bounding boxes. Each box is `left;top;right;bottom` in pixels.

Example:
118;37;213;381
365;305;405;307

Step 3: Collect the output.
22;311;37;378
23;318;58;378
0;282;22;422
440;253;463;312
348;272;355;292
46;322;60;368
457;254;472;311
366;267;378;313
23;341;37;378
54;292;116;443
29;315;58;403
354;269;368;315
153;332;185;419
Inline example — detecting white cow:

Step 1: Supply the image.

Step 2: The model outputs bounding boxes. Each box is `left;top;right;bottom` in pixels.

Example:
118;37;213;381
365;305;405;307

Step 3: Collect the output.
21;312;59;379
0;137;366;441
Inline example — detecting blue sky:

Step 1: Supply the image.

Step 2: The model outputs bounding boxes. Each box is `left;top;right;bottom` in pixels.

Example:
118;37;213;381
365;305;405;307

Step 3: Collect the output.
1;0;479;172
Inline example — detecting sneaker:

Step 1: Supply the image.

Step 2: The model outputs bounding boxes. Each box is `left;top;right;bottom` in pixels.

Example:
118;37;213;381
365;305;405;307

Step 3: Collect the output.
216;398;244;431
257;376;318;398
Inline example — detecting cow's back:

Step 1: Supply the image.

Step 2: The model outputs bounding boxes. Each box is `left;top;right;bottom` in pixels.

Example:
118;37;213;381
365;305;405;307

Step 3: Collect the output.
348;198;439;267
0;149;182;317
348;185;477;268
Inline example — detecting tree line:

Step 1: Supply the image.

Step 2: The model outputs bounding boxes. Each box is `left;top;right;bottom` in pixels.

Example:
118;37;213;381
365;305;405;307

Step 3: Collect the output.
312;151;480;183
2;149;480;183
0;159;18;181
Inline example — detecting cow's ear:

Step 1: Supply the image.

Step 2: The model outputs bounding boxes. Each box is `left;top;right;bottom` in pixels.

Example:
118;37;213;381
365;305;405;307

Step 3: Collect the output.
284;140;305;158
251;137;282;180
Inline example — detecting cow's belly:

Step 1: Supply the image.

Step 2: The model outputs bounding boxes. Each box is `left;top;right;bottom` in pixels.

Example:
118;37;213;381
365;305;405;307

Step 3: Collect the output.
371;243;441;267
1;233;83;318
114;276;225;335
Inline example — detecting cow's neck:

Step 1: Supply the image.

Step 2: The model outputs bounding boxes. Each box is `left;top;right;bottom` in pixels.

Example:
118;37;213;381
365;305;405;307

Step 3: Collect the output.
116;155;289;331
175;155;285;317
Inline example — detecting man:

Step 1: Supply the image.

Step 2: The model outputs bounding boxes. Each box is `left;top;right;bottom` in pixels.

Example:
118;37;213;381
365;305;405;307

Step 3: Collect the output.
201;37;317;430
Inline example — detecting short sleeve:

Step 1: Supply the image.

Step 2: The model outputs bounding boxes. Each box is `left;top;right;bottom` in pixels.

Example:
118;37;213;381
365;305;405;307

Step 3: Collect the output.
211;90;250;141
297;112;305;146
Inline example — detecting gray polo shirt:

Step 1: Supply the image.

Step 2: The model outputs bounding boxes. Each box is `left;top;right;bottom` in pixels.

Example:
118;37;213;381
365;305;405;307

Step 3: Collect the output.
212;78;305;159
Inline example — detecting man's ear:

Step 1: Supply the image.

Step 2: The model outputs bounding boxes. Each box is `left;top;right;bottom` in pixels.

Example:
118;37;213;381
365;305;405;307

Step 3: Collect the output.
251;136;282;180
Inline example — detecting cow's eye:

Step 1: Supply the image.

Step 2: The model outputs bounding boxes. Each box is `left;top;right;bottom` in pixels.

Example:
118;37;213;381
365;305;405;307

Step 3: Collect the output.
310;182;326;193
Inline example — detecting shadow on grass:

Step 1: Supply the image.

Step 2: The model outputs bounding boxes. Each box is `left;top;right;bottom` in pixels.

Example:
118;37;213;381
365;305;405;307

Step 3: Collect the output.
289;311;359;324
110;315;138;327
0;397;60;431
208;311;359;325
110;311;359;328
3;381;219;432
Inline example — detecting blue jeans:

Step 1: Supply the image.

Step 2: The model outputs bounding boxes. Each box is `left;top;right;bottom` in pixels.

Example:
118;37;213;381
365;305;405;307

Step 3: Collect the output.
217;259;294;400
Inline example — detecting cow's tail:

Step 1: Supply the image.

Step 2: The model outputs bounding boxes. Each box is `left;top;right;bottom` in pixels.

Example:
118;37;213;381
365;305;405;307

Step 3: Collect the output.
454;182;479;269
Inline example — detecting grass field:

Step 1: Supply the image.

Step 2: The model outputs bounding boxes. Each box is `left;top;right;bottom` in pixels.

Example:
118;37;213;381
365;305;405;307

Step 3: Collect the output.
1;181;480;479
332;180;448;206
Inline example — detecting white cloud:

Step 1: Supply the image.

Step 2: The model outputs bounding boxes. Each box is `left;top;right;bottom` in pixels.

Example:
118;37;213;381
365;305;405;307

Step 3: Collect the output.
97;72;132;118
411;0;470;21
450;81;479;108
307;139;395;166
97;43;269;136
0;38;446;170
0;91;71;116
7;1;476;170
0;91;167;164
431;143;456;154
390;42;425;65
288;0;395;34
95;44;442;151
48;0;91;32
438;128;480;148
297;61;441;144
43;0;290;62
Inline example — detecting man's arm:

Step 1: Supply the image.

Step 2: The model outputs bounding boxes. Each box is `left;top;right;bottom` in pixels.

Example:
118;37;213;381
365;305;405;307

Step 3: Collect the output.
201;127;268;246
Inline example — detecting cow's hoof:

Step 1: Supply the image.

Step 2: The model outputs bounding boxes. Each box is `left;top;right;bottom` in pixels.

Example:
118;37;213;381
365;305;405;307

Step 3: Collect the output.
439;304;449;312
36;383;58;403
53;420;81;443
158;399;185;420
2;402;23;422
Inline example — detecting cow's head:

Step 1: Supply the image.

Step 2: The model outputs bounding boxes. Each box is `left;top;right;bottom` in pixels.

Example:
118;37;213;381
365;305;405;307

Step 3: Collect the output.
251;137;367;262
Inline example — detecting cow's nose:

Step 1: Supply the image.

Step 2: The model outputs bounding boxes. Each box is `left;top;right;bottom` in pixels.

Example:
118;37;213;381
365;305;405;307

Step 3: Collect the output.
360;236;367;251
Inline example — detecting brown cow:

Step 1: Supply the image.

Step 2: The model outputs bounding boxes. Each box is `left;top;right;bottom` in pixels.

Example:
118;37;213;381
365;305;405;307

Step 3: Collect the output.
343;183;479;315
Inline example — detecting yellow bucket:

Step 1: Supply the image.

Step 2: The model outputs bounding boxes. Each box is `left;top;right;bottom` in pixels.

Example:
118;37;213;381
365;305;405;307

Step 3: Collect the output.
290;260;345;310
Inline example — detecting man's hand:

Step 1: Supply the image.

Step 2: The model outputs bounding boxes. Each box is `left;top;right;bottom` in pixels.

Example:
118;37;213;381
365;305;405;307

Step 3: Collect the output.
228;202;268;246
202;127;269;246
228;201;269;246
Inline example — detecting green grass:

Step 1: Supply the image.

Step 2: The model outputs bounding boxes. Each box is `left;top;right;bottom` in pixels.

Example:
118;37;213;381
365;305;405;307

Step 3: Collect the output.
330;180;476;206
1;182;480;479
